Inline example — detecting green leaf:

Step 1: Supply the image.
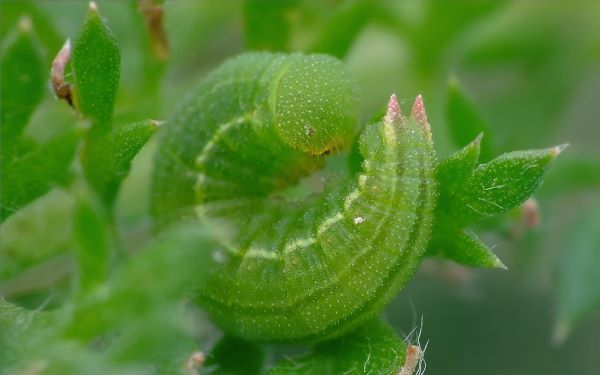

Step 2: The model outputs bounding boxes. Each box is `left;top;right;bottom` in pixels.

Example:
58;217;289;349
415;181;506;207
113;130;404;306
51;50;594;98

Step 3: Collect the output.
436;133;481;201
108;305;199;373
82;119;160;206
1;130;79;222
0;1;63;59
438;143;565;226
266;319;406;374
310;0;372;58
462;146;565;221
74;199;110;291
65;222;218;340
446;78;494;162
204;336;264;375
0;298;32;339
0;17;45;149
431;228;505;269
1;298;34;366
431;136;562;268
554;203;600;344
0;190;75;289
1;301;134;375
2;222;217;373
0;298;54;367
72;2;120;127
243;0;298;51
431;136;498;268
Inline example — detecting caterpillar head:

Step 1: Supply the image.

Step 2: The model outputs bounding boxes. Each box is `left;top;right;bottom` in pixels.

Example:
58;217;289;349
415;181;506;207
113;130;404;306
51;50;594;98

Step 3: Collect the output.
272;54;359;155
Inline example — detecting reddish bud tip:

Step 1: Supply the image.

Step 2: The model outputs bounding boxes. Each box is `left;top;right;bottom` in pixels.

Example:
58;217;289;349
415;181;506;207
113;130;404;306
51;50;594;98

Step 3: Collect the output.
384;94;403;125
411;94;427;125
411;95;432;142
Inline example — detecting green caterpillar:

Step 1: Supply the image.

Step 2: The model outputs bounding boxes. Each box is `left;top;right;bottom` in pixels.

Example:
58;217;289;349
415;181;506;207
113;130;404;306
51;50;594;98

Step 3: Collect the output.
151;52;436;342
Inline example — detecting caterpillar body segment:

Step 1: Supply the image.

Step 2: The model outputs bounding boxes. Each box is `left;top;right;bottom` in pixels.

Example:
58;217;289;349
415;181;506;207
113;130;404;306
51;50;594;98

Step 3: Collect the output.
151;52;436;342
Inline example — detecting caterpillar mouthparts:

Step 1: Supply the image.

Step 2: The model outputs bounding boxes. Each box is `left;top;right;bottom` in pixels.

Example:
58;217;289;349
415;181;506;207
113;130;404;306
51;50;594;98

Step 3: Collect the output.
151;52;436;342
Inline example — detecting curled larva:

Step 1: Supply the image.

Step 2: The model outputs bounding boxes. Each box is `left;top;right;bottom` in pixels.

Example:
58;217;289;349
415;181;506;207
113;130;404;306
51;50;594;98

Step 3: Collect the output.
151;52;436;342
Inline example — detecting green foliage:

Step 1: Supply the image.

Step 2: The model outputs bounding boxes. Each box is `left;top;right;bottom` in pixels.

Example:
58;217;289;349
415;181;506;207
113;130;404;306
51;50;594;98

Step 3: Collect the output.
446;78;494;162
0;190;75;288
0;1;63;59
1;223;217;373
554;203;600;343
65;222;217;341
434;229;504;269
82;119;160;206
1;130;79;222
72;3;120;128
205;336;264;375
0;16;77;222
310;0;372;58
443;145;563;224
429;136;563;268
0;298;46;367
243;0;297;51
0;18;45;146
267;319;406;374
74;198;110;291
1;1;598;374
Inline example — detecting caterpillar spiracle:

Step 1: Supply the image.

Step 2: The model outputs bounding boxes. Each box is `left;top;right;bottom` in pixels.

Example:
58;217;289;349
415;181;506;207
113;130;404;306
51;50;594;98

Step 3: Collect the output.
151;52;436;342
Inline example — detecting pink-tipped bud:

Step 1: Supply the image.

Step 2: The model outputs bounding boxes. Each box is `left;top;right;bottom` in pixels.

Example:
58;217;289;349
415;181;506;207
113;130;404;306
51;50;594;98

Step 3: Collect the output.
411;95;432;142
385;94;404;126
382;94;404;146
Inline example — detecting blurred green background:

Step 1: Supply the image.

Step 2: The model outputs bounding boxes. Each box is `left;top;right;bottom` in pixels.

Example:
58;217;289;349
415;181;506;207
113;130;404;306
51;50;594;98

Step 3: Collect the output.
1;1;600;374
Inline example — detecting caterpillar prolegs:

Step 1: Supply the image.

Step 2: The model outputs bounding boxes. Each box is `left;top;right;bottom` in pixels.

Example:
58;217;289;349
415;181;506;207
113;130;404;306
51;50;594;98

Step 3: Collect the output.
151;52;436;342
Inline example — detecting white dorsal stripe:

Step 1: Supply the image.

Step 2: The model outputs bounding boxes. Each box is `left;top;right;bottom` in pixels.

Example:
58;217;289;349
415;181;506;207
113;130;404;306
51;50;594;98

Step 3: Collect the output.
195;114;251;167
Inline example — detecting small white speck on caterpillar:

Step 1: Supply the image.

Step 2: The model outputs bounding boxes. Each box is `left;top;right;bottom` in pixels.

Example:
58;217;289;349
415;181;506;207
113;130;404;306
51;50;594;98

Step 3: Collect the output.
353;216;365;224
